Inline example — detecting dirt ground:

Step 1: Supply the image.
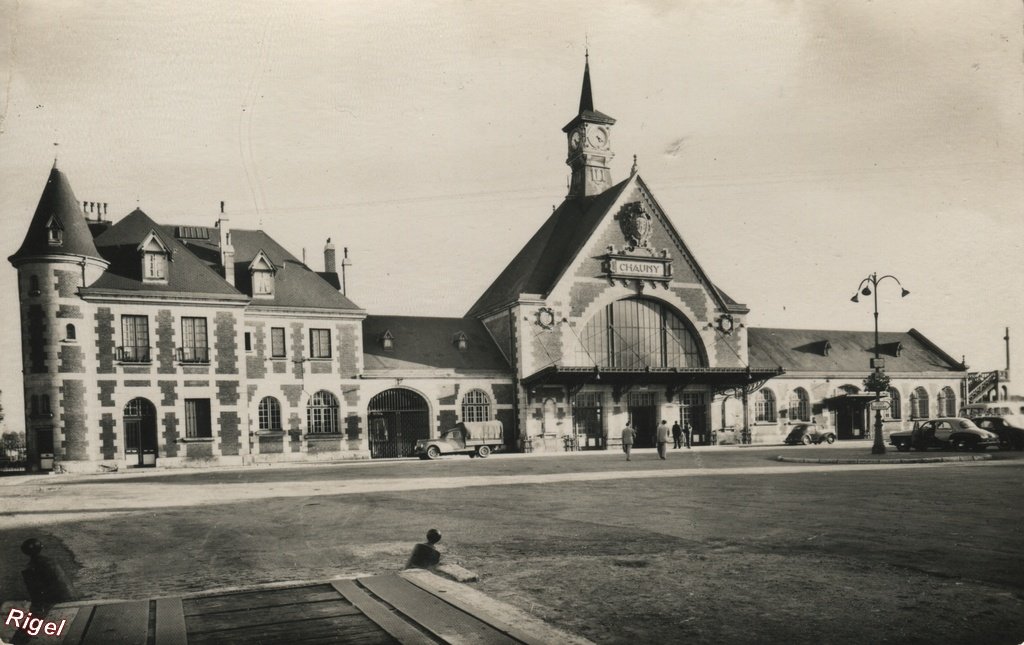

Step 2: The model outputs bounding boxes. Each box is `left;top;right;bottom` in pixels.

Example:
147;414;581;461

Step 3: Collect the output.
1;447;1022;644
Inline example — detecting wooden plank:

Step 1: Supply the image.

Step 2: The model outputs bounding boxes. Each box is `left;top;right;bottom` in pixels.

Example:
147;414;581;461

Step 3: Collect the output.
401;570;593;645
184;585;341;615
80;600;149;645
154;597;187;645
331;579;436;645
359;574;519;645
186;599;360;634
56;604;92;645
31;606;81;645
187;612;388;645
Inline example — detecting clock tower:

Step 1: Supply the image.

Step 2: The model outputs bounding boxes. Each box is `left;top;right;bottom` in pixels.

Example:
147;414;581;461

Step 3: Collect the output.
562;54;616;198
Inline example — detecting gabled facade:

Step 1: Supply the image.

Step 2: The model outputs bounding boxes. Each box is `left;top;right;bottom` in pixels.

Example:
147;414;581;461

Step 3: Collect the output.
469;61;780;451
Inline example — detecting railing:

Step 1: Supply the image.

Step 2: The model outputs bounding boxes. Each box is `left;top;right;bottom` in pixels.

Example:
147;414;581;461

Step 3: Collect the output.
177;346;210;364
0;448;27;473
116;346;152;363
968;370;1002;403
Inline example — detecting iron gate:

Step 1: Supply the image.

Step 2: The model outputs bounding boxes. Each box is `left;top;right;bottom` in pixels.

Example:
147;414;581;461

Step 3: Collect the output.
368;389;431;458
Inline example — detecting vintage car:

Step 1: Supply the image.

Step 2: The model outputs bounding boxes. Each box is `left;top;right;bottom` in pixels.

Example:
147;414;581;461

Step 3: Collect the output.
783;423;836;445
972;416;1024;451
889;417;1000;452
415;421;504;460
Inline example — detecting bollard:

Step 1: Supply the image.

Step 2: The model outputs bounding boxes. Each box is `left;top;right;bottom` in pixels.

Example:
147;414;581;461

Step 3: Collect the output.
21;538;77;606
405;529;442;570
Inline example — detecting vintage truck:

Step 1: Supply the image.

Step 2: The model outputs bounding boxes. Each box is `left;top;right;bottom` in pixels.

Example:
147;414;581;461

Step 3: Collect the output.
414;421;504;459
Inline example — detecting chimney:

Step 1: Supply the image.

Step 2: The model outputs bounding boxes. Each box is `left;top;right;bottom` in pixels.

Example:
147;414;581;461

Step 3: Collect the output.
324;238;336;273
217;201;235;286
341;247;351;296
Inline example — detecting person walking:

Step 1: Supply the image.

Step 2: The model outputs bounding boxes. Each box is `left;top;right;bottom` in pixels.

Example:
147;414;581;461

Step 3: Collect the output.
683;421;693;449
621;422;636;461
656;420;671;459
672;421;682;449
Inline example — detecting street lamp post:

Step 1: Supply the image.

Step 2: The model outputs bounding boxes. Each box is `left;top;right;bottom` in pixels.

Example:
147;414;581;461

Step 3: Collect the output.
851;273;909;455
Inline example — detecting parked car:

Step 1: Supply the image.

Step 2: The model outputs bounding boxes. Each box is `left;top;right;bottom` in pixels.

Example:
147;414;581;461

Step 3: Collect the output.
415;421;504;459
889;417;1000;452
784;423;836;445
972;416;1024;451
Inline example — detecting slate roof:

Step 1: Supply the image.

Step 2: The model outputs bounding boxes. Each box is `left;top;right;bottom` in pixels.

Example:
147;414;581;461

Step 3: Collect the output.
85;209;245;299
10;167;104;264
747;327;966;373
362;315;512;372
466;178;632;317
169;227;361;311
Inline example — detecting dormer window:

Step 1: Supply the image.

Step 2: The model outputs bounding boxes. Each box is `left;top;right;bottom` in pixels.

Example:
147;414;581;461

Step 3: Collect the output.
380;330;394;351
453;332;468;351
821;340;832;357
45;215;64;246
248;250;276;298
138;230;170;284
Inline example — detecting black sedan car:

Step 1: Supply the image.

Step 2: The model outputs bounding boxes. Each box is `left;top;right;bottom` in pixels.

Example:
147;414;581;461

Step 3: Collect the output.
973;416;1024;451
784;424;836;445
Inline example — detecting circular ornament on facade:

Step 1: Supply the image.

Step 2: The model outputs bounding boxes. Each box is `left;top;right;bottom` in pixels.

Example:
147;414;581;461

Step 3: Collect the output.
717;314;734;334
536;307;556;329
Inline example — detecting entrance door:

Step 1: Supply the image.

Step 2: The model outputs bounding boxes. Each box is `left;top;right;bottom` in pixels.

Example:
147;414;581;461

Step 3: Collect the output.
835;401;868;440
680;393;707;445
124;398;158;467
572;392;604;449
36;427;54;471
628;391;658;448
368;389;430;458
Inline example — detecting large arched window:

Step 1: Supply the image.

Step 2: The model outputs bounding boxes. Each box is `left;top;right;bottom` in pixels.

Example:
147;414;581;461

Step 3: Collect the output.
307;390;339;434
788;388;810;422
258;397;282;431
937;387;956;417
461;389;491;423
755;389;776;422
910;387;929;419
883;387;901;420
575;297;705;369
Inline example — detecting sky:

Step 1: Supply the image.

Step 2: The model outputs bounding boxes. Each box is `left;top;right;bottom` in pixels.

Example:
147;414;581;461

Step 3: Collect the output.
0;1;1021;432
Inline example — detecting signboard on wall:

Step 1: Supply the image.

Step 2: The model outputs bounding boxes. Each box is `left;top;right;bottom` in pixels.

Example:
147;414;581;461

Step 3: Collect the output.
603;254;672;284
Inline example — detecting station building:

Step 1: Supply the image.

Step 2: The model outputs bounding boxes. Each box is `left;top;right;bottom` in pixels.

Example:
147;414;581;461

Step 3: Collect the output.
9;61;968;471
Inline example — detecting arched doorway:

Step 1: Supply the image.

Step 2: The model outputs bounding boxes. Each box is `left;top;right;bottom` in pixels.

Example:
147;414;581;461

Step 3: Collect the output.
368;389;430;458
124;398;157;467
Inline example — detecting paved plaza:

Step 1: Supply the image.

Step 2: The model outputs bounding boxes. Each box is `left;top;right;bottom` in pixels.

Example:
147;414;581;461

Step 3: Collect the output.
2;446;1023;644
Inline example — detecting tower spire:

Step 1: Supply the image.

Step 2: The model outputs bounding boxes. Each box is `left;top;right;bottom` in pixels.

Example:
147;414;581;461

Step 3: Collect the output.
562;54;617;198
579;50;594;114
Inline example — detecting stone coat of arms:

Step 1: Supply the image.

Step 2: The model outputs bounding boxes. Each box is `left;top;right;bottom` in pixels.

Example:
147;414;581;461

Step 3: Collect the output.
618;202;653;250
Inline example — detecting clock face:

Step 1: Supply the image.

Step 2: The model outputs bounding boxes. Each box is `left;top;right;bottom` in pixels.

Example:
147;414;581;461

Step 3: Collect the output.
569;130;582;151
587;126;608;149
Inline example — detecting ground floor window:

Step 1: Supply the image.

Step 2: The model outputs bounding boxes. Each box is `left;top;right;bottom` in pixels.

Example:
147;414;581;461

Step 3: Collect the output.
259;397;282;431
755;389;776;422
883;387;901;420
185;399;212;438
788;388;810;422
910;387;930;419
461;389;491;422
307;390;340;433
937;386;956;417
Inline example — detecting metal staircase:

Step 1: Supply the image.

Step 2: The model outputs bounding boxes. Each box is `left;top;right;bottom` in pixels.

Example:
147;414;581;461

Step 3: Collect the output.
967;370;1008;403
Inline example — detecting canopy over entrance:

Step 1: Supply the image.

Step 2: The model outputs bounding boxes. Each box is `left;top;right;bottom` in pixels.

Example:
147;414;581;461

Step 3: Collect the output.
522;365;784;399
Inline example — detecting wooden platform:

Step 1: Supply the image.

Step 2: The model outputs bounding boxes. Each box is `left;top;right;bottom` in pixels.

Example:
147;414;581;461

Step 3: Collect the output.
1;571;592;645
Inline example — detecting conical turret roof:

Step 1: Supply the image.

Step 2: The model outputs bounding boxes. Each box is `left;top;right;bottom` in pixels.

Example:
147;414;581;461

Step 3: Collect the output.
9;166;103;264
